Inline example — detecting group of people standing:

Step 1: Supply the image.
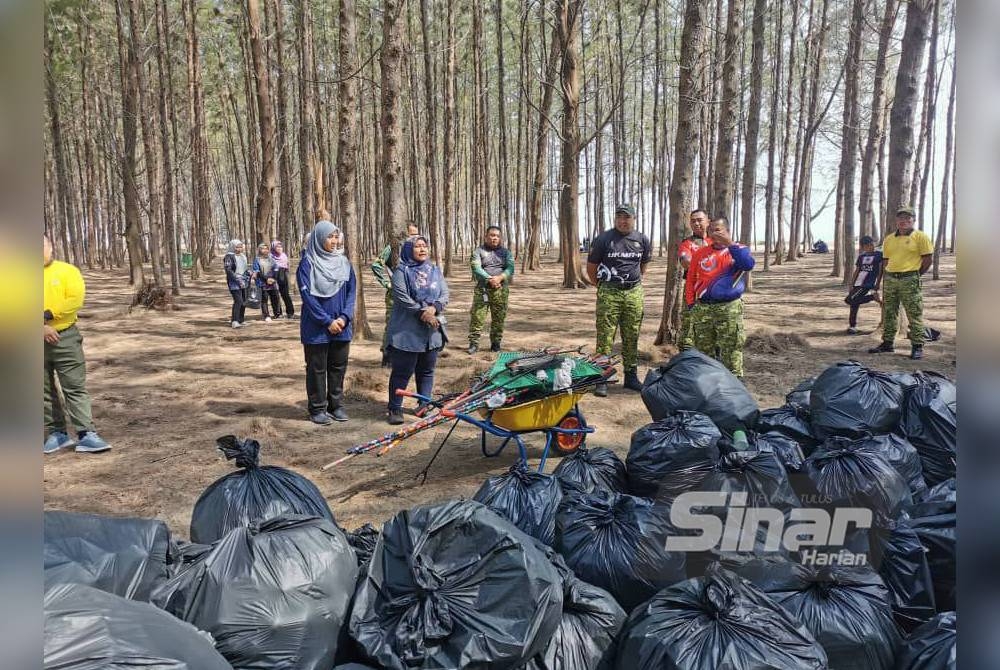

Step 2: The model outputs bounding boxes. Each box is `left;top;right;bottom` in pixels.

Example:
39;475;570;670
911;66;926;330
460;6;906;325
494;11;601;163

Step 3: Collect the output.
223;240;295;327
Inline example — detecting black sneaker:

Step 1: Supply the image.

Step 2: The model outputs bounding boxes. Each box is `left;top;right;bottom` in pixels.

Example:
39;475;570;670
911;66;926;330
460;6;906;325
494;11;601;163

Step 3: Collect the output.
868;341;895;354
623;370;643;392
846;327;859;335
490;341;501;353
330;407;349;422
467;344;479;355
594;382;608;398
310;412;334;425
387;409;405;425
910;346;923;360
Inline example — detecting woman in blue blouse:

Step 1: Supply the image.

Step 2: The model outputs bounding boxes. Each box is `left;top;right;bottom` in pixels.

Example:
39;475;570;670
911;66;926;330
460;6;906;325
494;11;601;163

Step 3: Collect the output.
296;220;356;425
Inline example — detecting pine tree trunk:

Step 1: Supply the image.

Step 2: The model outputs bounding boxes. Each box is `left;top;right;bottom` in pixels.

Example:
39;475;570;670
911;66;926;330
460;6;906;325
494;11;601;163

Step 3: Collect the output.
271;0;296;246
442;0;456;275
885;0;932;234
556;0;587;289
116;0;145;285
837;0;864;283
775;0;800;266
859;0;897;241
933;58;955;280
740;0;765;248
656;0;705;345
916;0;941;231
418;0;441;266
525;28;560;273
711;0;742;221
380;0;406;238
763;0;784;271
247;0;276;246
297;0;315;233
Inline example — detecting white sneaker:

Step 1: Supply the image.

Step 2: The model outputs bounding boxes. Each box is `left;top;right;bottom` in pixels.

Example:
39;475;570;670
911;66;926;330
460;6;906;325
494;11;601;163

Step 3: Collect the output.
264;316;272;323
232;321;242;329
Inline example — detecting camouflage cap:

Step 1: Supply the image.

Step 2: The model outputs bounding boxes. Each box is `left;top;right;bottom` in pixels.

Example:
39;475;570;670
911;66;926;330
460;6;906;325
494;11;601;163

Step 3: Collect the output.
615;203;636;217
896;205;915;217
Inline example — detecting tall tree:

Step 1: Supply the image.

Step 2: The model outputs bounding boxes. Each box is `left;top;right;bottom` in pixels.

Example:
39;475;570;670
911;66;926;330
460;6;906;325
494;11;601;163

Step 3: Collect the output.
116;0;145;285
297;0;316;233
271;0;296;246
932;56;954;280
441;0;456;274
838;0;864;283
418;0;441;265
740;0;765;248
380;0;406;239
184;0;211;276
656;0;706;345
247;0;276;245
556;0;587;288
711;0;743;221
524;28;561;273
884;0;932;234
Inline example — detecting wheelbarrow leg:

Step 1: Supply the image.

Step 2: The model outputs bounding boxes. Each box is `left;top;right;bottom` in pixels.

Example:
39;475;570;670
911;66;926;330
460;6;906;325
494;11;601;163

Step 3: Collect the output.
416;419;460;485
515;435;529;470
538;432;554;473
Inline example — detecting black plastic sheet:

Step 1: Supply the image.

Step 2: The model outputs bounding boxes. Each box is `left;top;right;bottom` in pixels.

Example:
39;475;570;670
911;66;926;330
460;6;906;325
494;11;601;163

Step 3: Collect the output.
641;349;759;434
44;510;170;602
153;514;358;670
809;361;905;438
805;436;913;519
896;611;956;670
614;565;828;669
555;489;686;612
899;372;957;486
552;445;627;494
349;500;563;670
627;411;722;499
473;462;564;545
44;583;230;670
730;560;900;670
189;435;335;544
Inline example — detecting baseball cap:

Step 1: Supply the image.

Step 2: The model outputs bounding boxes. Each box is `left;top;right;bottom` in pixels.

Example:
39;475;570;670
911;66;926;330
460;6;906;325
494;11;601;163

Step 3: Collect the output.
896;205;915;217
615;203;636;217
860;235;874;246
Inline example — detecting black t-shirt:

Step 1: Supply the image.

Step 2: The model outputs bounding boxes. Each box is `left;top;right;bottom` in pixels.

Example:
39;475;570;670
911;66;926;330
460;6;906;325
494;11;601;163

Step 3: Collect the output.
587;228;652;286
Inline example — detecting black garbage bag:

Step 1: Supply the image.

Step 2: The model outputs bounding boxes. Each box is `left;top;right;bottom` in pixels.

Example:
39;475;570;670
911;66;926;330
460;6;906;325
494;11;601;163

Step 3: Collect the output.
333;665;380;670
44;510;170;602
697;447;801;512
552;445;627;494
907;500;956;613
749;430;807;473
897;611;956;670
730;559;900;670
786;377;815;406
473;462;564;545
44;583;231;670
861;432;927;498
166;539;213;577
189;435;335;544
809;361;905;438
869;515;937;630
805;436;913;519
627;411;722;499
555;489;686;612
152;514;358;670
641;349;759;434
614;565;828;670
911;477;956;516
757;404;819;449
349;500;563;670
525;567;627;670
346;523;380;575
899;372;957;486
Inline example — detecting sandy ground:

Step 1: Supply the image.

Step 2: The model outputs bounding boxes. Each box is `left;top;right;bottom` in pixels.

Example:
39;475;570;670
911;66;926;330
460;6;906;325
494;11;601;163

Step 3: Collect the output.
43;250;957;535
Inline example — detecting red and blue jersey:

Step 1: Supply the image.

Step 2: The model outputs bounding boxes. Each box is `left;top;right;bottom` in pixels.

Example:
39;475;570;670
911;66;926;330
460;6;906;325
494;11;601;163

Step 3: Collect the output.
684;243;755;306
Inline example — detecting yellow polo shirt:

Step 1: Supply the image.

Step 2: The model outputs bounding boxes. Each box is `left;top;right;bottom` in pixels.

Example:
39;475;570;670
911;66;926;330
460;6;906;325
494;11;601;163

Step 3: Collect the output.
882;230;933;273
44;260;86;331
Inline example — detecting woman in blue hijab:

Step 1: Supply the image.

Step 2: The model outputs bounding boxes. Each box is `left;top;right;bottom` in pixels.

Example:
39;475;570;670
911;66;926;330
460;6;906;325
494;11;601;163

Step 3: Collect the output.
296;220;356;425
385;235;449;424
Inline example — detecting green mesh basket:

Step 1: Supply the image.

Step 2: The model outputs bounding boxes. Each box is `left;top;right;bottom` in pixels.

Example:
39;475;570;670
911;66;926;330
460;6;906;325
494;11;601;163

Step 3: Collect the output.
483;352;604;393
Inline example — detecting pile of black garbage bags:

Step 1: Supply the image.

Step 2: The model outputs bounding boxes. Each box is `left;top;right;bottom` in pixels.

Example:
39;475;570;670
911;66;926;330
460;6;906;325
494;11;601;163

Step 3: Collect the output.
43;351;956;670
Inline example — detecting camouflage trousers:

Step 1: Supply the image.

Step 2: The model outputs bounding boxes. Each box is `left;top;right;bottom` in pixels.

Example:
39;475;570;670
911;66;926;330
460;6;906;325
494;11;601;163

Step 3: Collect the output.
381;289;394;352
692;299;746;378
678;304;696;350
881;273;924;346
596;283;644;370
469;283;509;346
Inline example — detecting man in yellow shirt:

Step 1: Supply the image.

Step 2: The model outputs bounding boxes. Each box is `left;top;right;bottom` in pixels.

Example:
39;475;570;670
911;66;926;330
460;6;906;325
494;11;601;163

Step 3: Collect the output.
868;206;934;360
43;233;110;454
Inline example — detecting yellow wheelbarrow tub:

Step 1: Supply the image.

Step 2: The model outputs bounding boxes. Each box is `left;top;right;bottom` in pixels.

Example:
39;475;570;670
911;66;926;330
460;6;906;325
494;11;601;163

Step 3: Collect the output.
479;392;585;432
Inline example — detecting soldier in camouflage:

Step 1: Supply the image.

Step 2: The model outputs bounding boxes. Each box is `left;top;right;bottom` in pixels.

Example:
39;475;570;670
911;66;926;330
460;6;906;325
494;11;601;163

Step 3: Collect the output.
372;222;420;366
468;226;515;354
677;209;709;349
684;217;755;378
587;204;652;396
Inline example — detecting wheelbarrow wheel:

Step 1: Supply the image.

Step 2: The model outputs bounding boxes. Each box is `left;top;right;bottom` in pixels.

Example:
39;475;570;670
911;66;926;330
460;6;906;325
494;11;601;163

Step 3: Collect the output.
552;414;585;456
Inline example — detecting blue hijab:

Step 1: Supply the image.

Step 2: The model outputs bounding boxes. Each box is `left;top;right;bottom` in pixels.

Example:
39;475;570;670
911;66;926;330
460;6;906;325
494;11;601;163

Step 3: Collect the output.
306;220;352;298
399;235;444;305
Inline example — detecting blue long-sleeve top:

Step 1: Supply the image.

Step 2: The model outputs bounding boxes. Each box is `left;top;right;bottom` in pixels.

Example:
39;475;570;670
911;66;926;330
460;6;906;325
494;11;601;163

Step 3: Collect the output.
223;253;248;291
296;255;356;344
386;266;450;352
251;257;279;288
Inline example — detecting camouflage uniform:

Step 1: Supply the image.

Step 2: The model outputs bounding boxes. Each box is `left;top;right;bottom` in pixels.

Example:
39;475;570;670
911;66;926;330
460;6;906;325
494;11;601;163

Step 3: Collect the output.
881;274;924;346
595;283;645;370
469;284;510;347
678;306;696;350
691;299;746;377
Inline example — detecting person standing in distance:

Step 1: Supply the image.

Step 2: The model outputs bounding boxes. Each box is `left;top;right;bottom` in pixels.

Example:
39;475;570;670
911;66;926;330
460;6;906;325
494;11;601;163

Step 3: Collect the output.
684;216;755;378
372;222;420;367
869;205;934;359
467;225;514;354
586;203;652;396
677;209;709;349
844;235;883;334
43;233;111;454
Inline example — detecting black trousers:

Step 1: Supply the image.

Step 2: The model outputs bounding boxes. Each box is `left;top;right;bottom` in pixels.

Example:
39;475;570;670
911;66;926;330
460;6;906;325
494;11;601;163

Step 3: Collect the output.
230;288;247;323
845;287;877;327
276;269;295;316
304;340;350;416
260;288;281;318
388;348;439;411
